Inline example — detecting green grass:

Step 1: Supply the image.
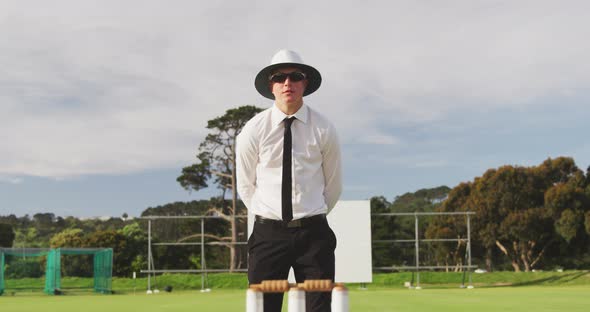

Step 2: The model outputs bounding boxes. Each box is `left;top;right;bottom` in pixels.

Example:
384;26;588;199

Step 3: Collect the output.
4;270;590;292
2;271;590;311
369;270;590;288
1;286;589;311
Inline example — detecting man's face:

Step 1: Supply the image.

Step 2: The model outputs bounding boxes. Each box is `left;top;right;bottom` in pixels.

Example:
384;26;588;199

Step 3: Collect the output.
270;67;308;106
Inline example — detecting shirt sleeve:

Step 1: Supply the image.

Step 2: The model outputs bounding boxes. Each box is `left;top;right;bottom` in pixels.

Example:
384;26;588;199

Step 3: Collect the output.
235;123;258;210
322;124;343;213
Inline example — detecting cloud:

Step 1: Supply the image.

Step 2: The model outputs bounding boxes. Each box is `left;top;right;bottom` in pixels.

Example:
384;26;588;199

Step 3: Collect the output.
0;175;23;184
1;1;589;178
356;133;400;145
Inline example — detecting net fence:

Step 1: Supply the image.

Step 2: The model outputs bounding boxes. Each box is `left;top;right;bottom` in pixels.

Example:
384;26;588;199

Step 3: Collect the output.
0;248;112;295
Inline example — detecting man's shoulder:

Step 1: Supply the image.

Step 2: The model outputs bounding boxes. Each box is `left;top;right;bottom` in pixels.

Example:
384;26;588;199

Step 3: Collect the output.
239;107;272;138
307;105;336;130
243;107;272;128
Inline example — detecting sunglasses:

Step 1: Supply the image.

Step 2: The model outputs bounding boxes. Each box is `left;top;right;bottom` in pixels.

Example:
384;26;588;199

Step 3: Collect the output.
269;72;307;83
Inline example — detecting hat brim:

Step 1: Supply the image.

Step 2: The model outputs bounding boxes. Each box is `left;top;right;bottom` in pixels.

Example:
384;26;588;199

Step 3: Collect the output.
255;63;322;100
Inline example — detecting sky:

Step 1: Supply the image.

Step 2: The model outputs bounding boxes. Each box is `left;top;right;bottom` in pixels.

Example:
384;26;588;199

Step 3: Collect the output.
1;0;589;218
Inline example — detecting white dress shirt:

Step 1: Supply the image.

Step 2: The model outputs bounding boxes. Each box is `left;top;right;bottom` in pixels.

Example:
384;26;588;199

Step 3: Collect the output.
236;103;342;220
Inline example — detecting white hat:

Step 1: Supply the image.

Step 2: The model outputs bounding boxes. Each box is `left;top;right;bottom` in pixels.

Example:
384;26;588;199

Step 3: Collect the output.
255;49;322;100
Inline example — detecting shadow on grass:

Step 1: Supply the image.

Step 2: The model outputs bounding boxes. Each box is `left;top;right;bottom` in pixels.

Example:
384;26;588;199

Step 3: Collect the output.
510;271;589;287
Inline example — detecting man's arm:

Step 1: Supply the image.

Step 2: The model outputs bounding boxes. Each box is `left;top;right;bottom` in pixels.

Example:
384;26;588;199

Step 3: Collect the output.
235;124;258;210
322;124;342;213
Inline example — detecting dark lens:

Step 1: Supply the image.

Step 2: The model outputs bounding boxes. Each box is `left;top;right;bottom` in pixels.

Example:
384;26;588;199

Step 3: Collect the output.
270;73;288;83
288;72;306;82
269;72;306;83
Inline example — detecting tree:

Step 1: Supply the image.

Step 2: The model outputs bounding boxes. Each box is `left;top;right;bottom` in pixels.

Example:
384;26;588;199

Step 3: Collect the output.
392;186;451;211
432;157;590;271
119;223;148;274
85;230;131;276
33;213;55;225
371;187;451;269
50;228;85;248
50;228;89;276
0;223;15;247
370;196;397;267
427;183;473;270
490;166;549;271
177;105;263;271
13;227;44;248
545;173;588;242
586;166;590;235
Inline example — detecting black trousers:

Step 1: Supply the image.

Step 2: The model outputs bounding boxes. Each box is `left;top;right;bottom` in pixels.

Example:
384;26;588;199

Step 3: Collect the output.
248;217;337;312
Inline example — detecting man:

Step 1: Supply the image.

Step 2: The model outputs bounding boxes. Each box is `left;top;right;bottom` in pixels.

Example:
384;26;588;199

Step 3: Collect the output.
236;49;342;312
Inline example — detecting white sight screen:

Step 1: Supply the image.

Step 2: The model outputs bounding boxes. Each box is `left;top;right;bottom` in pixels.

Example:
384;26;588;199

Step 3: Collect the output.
247;200;373;283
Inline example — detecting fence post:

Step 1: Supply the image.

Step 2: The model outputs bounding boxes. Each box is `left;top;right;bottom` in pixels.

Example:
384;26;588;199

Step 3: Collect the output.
414;214;421;289
467;214;473;288
147;220;151;292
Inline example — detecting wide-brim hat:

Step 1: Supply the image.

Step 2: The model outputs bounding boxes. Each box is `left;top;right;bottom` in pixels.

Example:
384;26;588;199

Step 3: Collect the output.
255;49;322;100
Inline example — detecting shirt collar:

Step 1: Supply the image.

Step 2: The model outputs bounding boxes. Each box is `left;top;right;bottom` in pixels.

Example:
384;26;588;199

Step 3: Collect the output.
271;103;309;128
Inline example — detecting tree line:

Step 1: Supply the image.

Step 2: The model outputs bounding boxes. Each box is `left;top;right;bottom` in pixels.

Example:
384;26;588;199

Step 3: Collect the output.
0;213;146;278
1;158;589;276
0;157;590;276
1;106;589;276
427;157;590;272
0;199;247;278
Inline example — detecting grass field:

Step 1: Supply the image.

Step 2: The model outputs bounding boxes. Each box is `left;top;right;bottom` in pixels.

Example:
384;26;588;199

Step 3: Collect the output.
1;271;590;311
1;286;589;312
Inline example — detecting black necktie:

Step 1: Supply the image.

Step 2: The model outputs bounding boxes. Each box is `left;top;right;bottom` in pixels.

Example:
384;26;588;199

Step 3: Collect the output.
282;117;296;222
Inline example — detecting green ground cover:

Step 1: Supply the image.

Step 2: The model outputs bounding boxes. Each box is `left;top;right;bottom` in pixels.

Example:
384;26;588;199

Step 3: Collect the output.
2;271;589;311
1;286;589;312
3;270;590;293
